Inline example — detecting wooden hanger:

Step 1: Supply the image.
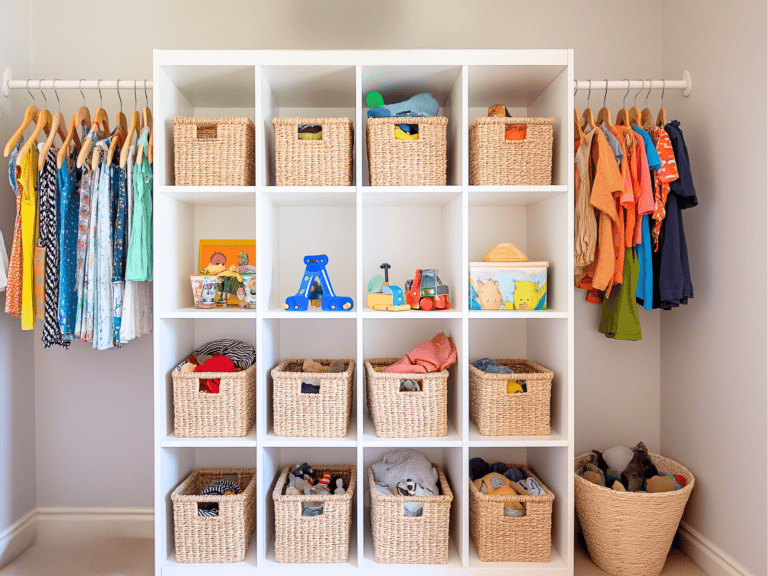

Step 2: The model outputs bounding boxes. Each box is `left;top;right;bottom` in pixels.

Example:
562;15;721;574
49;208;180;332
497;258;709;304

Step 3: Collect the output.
38;81;69;171
136;83;153;165
627;80;643;127
640;79;655;131
77;81;110;168
580;80;597;131
18;82;56;162
656;80;668;127
106;81;129;166
615;79;631;126
596;79;614;129
4;81;40;157
120;81;141;168
58;80;90;169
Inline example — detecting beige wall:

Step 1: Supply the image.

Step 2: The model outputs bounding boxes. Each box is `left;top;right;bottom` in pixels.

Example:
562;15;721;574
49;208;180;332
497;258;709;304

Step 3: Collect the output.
0;2;36;535
659;1;768;575
23;0;666;507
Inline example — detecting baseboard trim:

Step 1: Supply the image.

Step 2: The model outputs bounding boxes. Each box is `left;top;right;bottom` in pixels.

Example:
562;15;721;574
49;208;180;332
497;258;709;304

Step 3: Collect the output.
0;507;154;568
679;521;755;576
0;509;38;569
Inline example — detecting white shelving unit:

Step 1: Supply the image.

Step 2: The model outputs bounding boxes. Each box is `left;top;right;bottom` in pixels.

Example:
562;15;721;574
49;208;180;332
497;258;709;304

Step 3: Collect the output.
153;49;574;576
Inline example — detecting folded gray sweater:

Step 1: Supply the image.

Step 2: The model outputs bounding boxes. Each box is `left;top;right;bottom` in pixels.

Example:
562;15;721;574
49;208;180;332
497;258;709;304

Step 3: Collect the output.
371;449;438;496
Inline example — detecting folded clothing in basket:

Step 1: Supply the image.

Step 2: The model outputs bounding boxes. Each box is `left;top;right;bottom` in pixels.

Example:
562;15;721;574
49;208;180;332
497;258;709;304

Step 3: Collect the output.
298;124;322;140
470;458;545;517
174;339;256;393
372;449;439;516
284;463;347;516
197;478;242;517
382;333;457;374
473;358;527;392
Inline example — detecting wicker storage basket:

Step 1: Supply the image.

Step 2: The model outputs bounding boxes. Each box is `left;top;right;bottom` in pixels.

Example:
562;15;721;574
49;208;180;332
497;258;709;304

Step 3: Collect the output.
273;117;353;186
575;452;695;576
273;464;356;563
173;364;256;438
172;117;255;186
366;117;448;186
271;359;355;438
469;117;554;185
368;464;453;564
469;463;554;562
171;468;257;563
469;359;554;436
365;359;448;438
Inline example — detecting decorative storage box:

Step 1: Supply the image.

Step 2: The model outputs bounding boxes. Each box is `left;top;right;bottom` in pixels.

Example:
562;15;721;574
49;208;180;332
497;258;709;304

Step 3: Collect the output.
271;359;355;438
365;359;448;437
366;117;448;186
469;359;554;436
273;117;354;186
575;453;695;576
273;464;356;563
469;117;554;185
469;463;554;563
172;364;256;437
469;261;549;311
172;117;255;186
368;464;453;564
171;468;257;563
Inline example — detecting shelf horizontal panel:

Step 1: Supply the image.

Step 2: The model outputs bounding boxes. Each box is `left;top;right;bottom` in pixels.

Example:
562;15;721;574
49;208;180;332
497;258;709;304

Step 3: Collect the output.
468;423;567;447
468;541;568;574
362;418;462;447
362;189;462;208
264;418;357;447
161;427;257;448
469;186;567;207
362;307;462;319
263;528;357;570
157;185;256;207
162;542;257;575
468;310;568;319
263;309;356;319
262;188;356;207
160;307;257;319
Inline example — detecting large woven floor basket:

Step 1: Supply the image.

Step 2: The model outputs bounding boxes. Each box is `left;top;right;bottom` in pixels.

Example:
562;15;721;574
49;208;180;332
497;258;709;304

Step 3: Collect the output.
368;464;453;564
171;469;257;563
469;117;554;185
469;463;554;562
172;117;255;186
366;117;447;185
365;359;448;437
273;117;353;186
173;364;256;437
271;359;355;438
273;464;356;563
574;452;695;576
469;359;553;436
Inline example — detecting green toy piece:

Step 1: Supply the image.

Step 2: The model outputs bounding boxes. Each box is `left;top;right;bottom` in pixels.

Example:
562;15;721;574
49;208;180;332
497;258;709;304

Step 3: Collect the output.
366;91;384;109
368;274;385;294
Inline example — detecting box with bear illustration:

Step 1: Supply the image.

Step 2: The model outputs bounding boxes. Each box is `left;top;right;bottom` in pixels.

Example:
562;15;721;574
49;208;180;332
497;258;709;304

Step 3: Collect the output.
469;261;548;311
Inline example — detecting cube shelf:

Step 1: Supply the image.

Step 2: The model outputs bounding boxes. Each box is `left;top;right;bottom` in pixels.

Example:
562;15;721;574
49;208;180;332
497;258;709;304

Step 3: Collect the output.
154;50;574;575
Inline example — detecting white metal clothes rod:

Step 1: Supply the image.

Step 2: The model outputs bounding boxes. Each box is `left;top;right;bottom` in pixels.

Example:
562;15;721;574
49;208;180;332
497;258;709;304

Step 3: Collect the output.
3;69;152;97
574;70;692;96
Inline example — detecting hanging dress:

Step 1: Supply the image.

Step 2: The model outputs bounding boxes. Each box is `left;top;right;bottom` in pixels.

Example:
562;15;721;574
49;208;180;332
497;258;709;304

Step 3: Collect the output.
74;165;95;339
20;145;39;330
120;145;137;344
5;137;24;319
125;128;153;282
39;148;69;348
58;149;80;340
112;160;128;344
93;136;115;350
83;155;103;343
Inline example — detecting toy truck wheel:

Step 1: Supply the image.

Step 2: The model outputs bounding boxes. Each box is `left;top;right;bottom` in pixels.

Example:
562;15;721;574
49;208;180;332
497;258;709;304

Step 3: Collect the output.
419;297;434;311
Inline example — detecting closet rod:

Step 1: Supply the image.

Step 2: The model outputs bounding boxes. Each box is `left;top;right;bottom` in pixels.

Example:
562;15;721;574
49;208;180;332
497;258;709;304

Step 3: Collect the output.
3;69;152;97
574;71;691;96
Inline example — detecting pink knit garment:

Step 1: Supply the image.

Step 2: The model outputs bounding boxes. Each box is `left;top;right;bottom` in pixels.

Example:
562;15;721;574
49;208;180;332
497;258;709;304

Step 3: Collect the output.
383;333;457;374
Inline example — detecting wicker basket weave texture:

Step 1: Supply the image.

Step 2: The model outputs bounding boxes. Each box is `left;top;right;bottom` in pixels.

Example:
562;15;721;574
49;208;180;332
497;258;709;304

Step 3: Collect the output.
273;464;356;563
469;463;554;562
366;116;448;186
172;117;255;186
273;117;353;186
368;464;453;564
271;359;355;438
574;452;695;576
469;117;554;185
365;358;448;438
469;359;553;436
171;469;257;563
172;364;256;438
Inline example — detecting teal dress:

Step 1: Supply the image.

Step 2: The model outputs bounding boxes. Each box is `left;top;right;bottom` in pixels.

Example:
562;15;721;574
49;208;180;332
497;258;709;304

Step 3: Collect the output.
57;152;79;339
125;128;153;282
